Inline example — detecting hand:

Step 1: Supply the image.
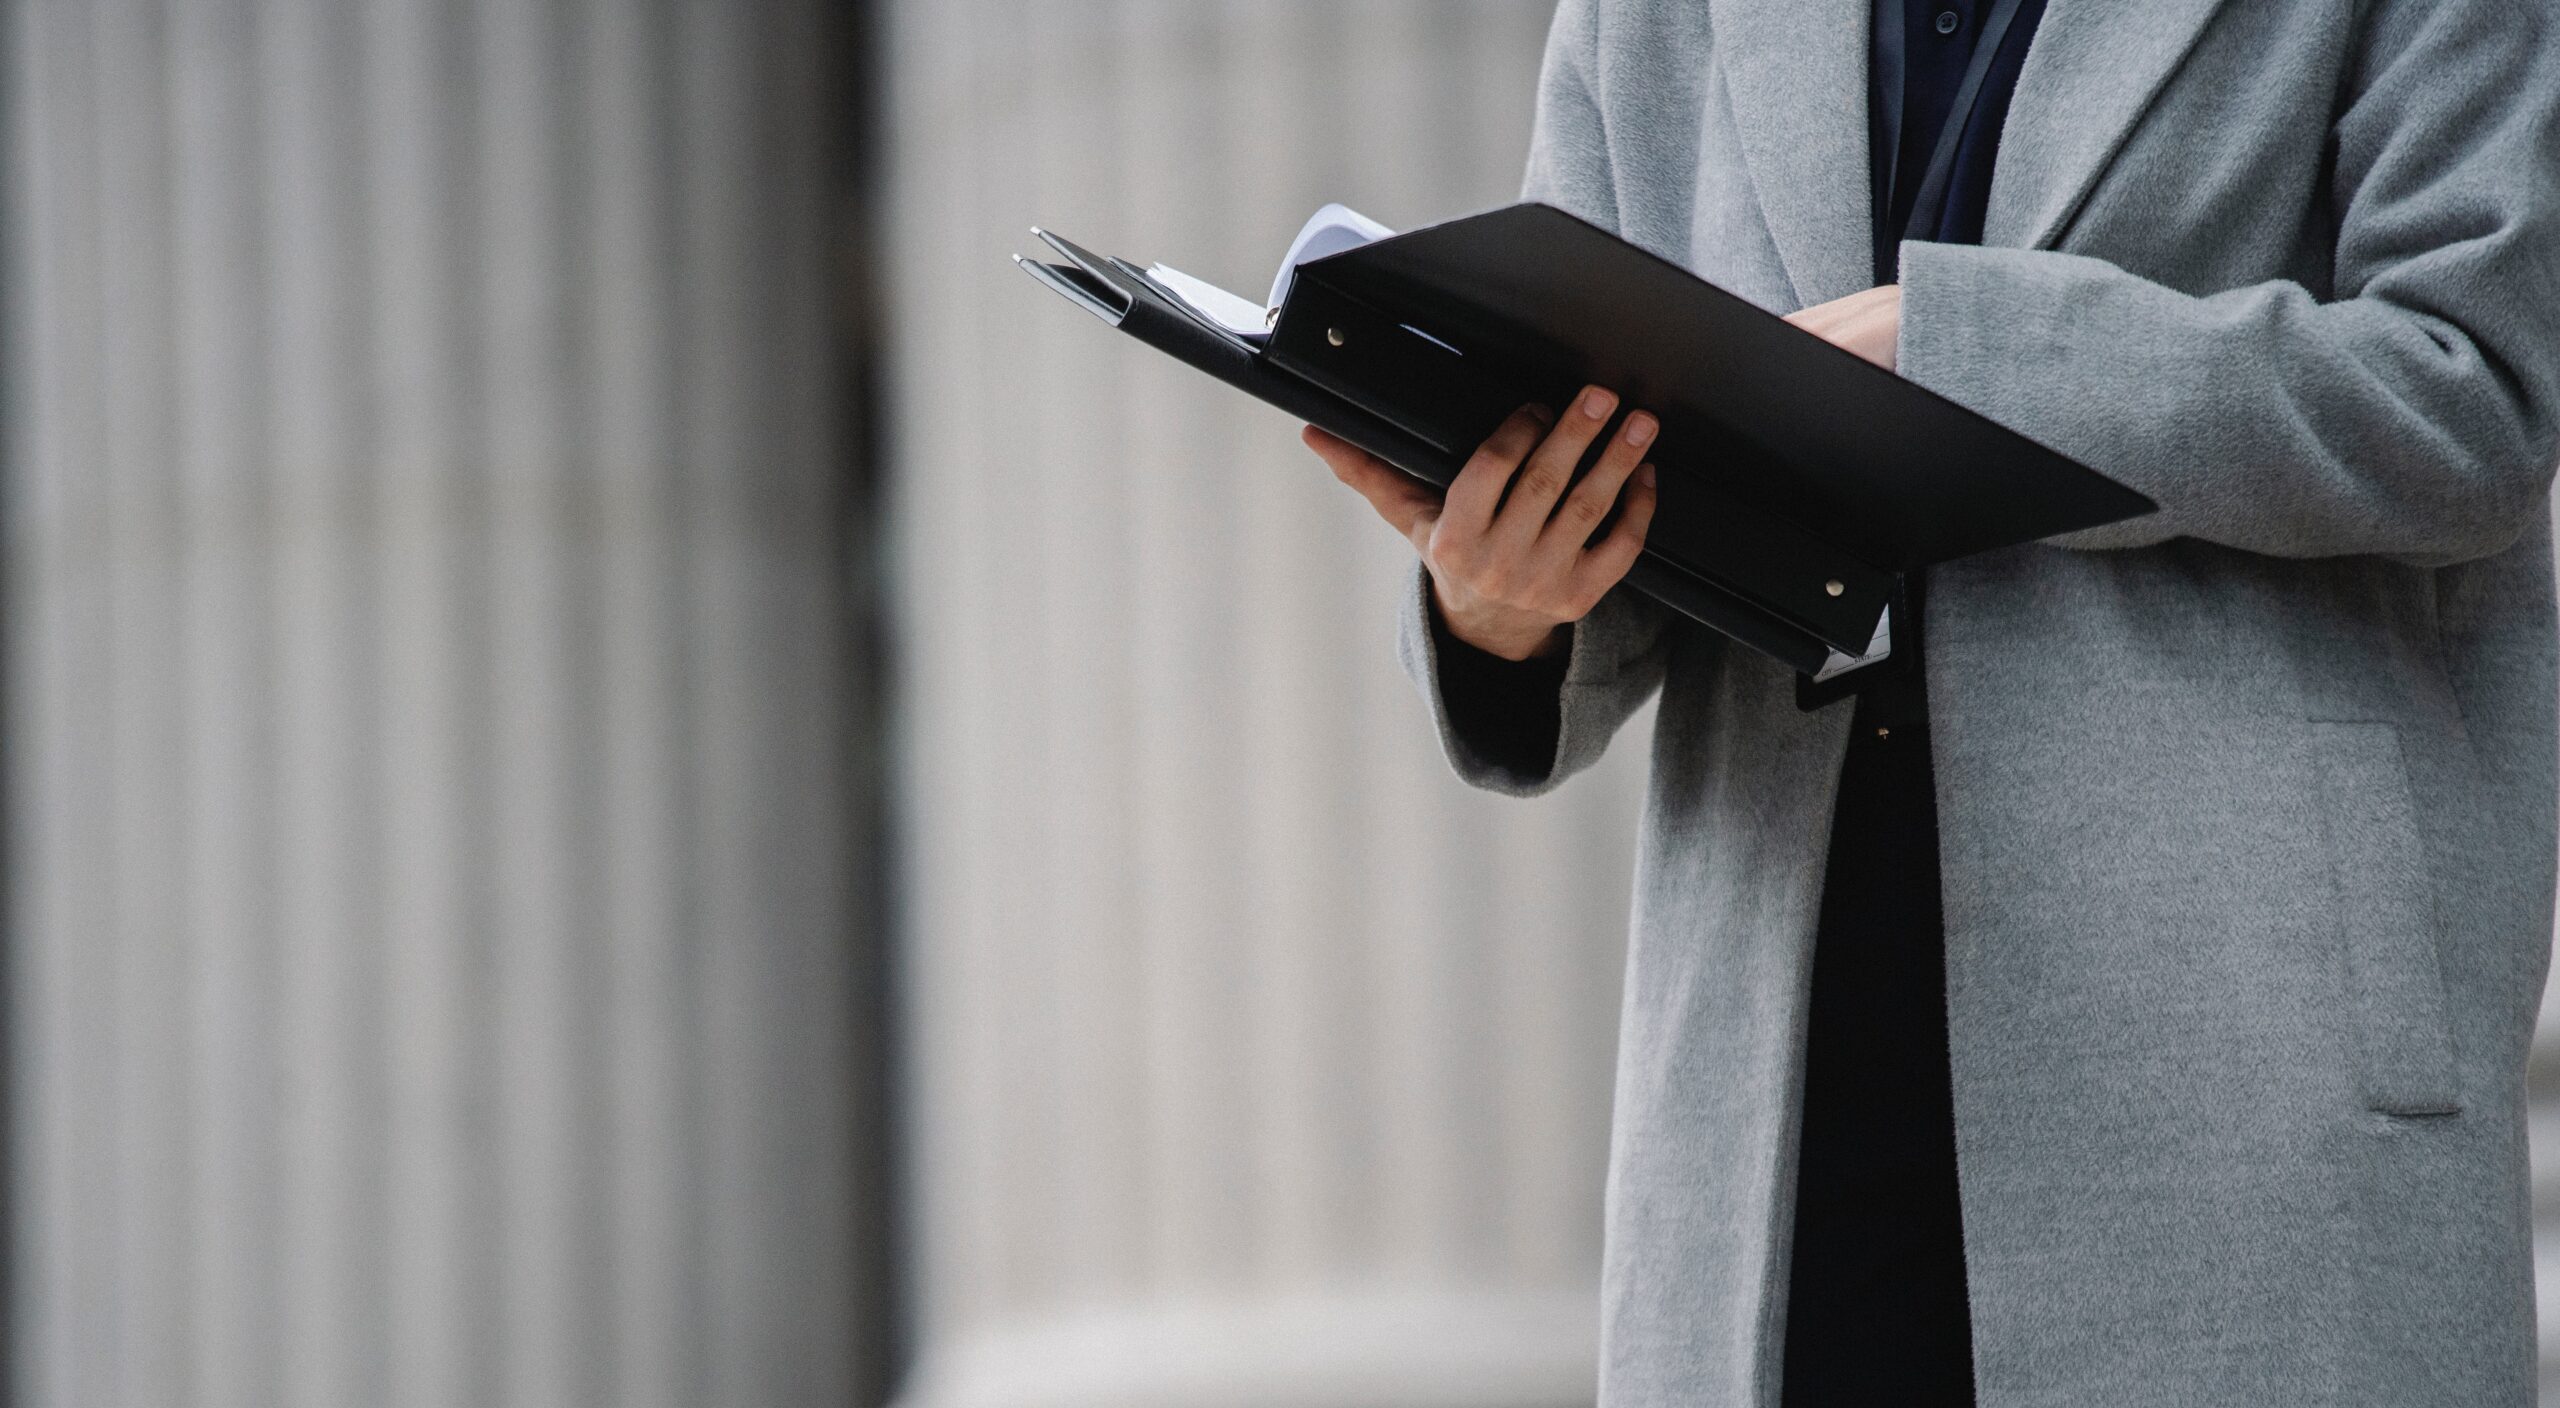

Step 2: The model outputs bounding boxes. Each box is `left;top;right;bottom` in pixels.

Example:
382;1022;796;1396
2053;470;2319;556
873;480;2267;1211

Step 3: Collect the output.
1304;384;1660;661
1785;283;1901;369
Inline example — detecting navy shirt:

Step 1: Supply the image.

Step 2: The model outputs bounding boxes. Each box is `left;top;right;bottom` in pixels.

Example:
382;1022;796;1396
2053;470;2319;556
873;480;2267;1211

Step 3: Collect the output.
1781;4;2046;1404
1871;0;2052;285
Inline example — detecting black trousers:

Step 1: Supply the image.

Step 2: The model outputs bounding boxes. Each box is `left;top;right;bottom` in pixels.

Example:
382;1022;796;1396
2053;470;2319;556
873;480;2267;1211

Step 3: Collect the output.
1778;670;1976;1406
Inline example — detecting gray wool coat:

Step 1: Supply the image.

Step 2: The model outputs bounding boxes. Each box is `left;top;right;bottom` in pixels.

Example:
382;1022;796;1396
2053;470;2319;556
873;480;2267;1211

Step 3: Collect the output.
1398;0;2560;1403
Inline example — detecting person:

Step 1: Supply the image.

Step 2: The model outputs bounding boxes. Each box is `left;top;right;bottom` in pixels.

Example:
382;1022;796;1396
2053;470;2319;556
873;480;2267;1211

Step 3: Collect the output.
1300;1;2560;1404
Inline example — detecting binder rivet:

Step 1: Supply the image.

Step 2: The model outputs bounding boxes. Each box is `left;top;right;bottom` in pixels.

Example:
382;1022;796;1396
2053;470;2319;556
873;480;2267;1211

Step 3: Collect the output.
1326;327;1347;347
1824;579;1845;597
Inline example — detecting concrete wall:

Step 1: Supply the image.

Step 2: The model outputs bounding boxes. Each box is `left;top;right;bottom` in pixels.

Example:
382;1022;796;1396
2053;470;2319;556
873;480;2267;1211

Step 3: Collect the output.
2;2;869;1404
8;3;2560;1407
882;3;1650;1405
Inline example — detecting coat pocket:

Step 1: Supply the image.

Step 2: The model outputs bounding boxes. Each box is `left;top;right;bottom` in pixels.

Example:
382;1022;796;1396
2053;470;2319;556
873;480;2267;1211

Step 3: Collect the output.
2308;722;2460;1116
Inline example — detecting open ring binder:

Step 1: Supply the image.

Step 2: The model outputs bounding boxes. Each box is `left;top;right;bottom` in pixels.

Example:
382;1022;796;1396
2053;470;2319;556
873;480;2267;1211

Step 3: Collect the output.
1017;202;2154;686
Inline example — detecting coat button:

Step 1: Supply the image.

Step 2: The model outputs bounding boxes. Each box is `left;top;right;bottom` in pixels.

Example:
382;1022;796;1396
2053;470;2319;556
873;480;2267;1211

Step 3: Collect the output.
1935;9;1961;33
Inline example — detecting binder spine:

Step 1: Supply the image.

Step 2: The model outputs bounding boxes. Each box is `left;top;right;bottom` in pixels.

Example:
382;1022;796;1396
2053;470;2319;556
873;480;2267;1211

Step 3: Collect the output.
1622;559;1837;677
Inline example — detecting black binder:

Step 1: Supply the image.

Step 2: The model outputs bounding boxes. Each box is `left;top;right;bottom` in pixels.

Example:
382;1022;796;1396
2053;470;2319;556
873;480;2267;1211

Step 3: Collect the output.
1016;202;2155;680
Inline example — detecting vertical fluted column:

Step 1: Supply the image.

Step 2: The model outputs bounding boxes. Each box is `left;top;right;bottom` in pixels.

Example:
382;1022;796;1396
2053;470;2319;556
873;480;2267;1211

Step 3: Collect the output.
2536;979;2560;1396
3;3;866;1407
2534;495;2560;1398
886;4;1649;1404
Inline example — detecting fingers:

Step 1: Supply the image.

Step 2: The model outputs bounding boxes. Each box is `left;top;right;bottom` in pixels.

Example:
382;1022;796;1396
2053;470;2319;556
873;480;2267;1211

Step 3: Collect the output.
1488;384;1619;549
1440;404;1554;537
1303;424;1438;544
1569;461;1659;604
1536;406;1655;561
1309;386;1658;627
1784;284;1902;369
1833;290;1900;369
1783;282;1892;333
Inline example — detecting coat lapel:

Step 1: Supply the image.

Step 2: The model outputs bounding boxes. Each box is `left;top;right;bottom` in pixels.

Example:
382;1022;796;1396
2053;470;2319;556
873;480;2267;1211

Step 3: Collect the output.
1705;0;2233;290
1982;0;2233;248
1706;0;1874;307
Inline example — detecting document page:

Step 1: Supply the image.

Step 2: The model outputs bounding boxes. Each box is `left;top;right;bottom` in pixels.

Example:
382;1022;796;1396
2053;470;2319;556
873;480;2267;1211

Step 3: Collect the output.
1264;203;1395;310
1144;202;1397;345
1143;264;1269;337
1812;607;1892;682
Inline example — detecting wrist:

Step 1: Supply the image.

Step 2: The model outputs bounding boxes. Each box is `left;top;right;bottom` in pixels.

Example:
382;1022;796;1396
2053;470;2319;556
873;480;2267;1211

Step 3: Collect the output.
1430;581;1569;662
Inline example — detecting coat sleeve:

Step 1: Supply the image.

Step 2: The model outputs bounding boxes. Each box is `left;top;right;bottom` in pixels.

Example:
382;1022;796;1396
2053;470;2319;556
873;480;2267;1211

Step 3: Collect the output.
1521;0;1621;233
1894;0;2560;567
1397;563;1673;797
1392;0;1682;799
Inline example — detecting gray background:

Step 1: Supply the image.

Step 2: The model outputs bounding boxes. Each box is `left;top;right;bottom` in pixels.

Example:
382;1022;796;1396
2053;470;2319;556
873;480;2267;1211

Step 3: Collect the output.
0;1;2552;1404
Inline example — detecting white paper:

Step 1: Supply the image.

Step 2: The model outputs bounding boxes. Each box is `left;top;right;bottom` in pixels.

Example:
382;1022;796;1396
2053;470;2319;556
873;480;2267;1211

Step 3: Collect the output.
1265;202;1396;311
1138;203;1399;346
1812;606;1892;683
1145;263;1270;337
